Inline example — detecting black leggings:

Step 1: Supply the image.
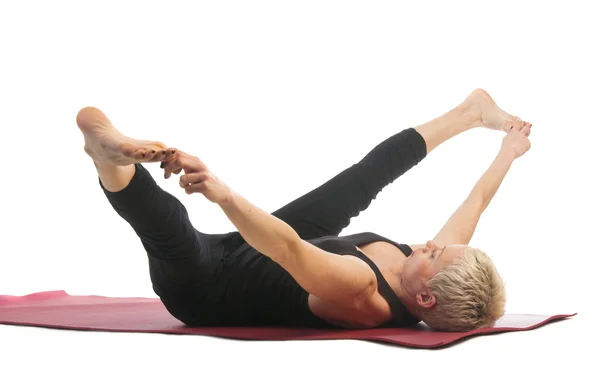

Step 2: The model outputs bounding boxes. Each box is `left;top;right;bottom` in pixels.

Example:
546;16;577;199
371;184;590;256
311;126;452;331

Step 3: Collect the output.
101;127;427;320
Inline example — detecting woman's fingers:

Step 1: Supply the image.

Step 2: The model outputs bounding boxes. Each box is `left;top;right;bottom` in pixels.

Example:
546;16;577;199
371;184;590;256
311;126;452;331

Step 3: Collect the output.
159;150;209;180
163;151;203;172
162;151;185;178
184;183;207;195
164;167;183;179
180;172;210;195
163;160;177;179
515;120;525;131
159;148;178;167
179;172;207;188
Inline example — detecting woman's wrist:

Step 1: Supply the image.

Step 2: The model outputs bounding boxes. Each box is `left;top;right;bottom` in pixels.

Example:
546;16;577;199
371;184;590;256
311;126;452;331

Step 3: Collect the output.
497;147;517;164
216;187;236;207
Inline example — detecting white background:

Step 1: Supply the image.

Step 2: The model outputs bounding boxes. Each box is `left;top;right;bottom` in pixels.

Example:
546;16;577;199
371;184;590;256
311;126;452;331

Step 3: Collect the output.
1;0;598;383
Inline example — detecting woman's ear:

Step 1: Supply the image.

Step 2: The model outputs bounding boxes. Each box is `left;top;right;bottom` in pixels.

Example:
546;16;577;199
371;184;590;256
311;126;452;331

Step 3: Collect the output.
416;291;436;309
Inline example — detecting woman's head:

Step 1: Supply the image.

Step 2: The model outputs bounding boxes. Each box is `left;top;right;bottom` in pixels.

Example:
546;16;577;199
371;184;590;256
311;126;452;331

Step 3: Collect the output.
401;241;506;331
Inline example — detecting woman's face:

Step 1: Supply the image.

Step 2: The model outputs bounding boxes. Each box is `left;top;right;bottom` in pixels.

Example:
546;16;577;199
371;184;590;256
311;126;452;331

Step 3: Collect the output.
401;241;468;300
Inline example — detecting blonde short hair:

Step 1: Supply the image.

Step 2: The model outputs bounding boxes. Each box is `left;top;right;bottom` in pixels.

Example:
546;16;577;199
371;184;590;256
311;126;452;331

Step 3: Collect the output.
420;247;506;332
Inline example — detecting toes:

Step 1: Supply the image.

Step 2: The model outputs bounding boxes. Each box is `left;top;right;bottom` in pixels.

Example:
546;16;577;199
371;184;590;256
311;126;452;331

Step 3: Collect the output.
133;147;158;161
159;148;177;166
507;117;524;133
148;149;161;162
133;148;149;160
128;141;171;162
136;145;175;162
143;144;166;162
164;148;178;161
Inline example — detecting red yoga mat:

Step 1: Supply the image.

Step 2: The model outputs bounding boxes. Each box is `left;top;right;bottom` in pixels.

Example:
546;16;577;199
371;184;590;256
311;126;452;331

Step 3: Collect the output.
0;290;575;348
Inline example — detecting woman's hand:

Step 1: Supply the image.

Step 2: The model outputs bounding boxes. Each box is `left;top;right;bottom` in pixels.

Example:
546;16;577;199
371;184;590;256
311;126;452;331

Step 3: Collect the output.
161;150;233;204
500;124;532;160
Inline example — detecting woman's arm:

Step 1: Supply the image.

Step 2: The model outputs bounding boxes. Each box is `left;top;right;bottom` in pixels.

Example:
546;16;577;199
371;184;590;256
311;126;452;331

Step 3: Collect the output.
219;192;377;305
218;191;301;261
163;151;377;306
433;150;514;246
433;130;531;246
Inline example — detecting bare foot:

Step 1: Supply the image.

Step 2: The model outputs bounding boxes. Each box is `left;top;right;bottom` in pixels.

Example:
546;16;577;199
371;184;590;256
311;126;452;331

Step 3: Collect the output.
76;107;175;167
464;89;532;134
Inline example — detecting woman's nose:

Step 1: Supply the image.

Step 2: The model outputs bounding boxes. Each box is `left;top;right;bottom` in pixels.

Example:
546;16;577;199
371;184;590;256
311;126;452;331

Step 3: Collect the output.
426;240;438;250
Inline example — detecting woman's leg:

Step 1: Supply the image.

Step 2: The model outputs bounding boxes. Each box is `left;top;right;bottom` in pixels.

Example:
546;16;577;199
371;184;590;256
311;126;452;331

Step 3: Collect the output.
99;163;205;266
270;127;427;239
99;162;226;323
271;88;525;239
76;107;221;314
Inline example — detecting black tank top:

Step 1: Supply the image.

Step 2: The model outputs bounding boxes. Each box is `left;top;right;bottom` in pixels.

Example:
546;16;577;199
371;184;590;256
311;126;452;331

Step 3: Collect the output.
210;232;421;328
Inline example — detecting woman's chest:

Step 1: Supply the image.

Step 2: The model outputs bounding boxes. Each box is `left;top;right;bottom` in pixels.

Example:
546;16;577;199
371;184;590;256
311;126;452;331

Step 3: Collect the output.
358;240;407;262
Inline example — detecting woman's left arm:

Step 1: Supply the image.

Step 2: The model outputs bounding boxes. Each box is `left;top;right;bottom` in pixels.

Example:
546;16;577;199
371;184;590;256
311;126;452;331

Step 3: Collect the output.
433;130;530;246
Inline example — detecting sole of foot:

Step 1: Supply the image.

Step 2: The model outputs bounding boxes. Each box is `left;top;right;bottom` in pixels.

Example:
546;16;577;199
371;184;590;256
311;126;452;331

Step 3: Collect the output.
76;107;176;167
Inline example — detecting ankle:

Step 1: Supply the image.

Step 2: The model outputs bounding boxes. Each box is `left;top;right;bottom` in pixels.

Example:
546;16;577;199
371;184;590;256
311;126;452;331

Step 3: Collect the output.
97;163;136;192
455;102;482;128
93;159;117;171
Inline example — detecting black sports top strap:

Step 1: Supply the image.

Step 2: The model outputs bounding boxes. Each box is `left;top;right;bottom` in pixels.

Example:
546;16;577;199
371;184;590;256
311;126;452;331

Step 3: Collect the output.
311;232;420;327
347;247;417;327
345;232;412;257
341;232;420;327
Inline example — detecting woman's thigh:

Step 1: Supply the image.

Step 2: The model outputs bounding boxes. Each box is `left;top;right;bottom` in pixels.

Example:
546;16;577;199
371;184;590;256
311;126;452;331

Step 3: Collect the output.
146;231;238;324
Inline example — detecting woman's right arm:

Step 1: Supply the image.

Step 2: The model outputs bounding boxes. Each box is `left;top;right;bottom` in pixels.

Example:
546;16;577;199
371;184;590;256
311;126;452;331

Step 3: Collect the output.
218;191;377;306
432;129;531;246
164;150;377;307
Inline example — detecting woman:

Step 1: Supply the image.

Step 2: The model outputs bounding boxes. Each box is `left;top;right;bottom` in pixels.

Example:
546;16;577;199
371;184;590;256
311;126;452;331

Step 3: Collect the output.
77;88;532;331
